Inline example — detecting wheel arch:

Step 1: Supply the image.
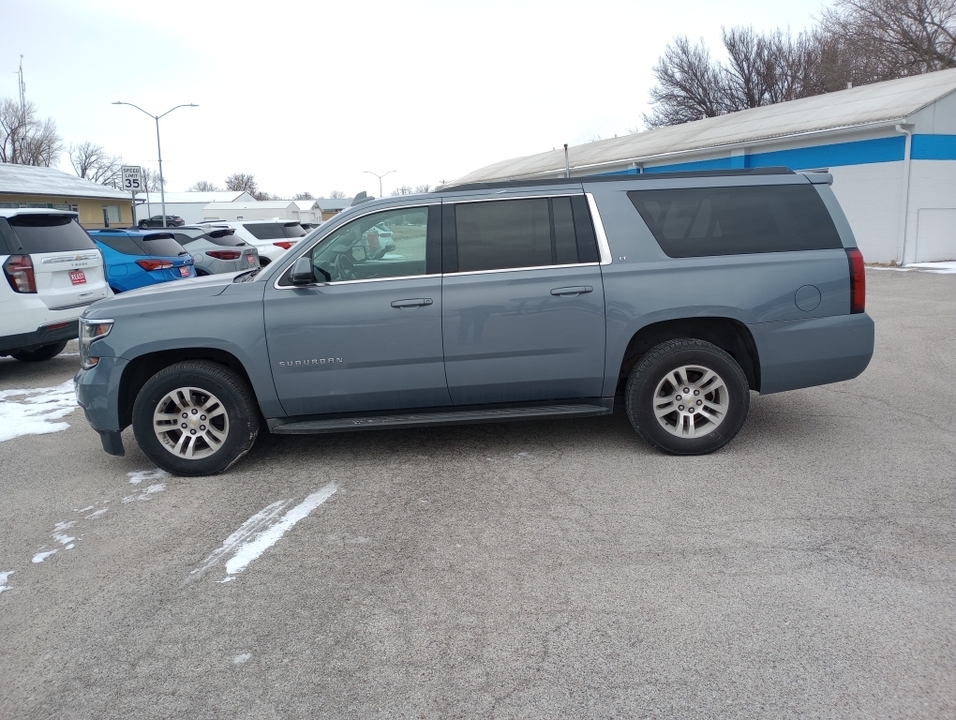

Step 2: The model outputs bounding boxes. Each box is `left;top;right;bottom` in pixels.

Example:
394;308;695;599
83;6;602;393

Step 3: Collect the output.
617;317;760;394
117;348;257;429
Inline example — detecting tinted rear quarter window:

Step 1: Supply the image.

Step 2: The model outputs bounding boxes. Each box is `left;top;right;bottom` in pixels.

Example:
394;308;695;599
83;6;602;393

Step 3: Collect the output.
282;223;306;238
4;215;96;253
628;185;842;257
93;234;148;256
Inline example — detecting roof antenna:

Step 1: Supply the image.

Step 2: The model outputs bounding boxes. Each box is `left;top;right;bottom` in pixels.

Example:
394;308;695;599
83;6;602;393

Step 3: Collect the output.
564;144;570;178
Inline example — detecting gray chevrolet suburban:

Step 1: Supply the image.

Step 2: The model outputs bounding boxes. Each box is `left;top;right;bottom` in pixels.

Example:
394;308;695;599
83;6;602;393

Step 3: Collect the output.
74;169;874;476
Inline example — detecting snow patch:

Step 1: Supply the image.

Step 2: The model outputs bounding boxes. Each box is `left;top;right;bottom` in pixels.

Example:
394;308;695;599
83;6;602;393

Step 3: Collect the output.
232;653;252;665
192;483;338;580
0;570;13;593
127;469;170;485
32;550;57;564
870;262;956;274
0;380;77;442
123;483;166;503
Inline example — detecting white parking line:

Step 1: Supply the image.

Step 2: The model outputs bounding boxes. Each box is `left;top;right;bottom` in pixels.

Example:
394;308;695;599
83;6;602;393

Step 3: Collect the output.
192;483;338;581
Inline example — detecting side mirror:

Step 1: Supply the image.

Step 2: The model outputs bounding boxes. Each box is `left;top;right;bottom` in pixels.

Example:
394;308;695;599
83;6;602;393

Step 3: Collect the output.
289;256;317;285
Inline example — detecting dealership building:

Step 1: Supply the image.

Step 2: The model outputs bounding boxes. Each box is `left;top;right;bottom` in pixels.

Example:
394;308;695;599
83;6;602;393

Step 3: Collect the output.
454;68;956;264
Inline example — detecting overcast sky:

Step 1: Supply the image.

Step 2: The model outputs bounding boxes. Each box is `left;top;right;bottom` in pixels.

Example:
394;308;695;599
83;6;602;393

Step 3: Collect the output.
6;0;826;198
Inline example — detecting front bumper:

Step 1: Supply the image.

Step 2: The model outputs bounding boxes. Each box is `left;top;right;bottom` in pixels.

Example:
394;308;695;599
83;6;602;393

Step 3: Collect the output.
74;355;130;456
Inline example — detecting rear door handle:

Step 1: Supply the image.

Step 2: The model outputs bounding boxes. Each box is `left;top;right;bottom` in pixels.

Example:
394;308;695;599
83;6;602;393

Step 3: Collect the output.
390;298;434;308
550;286;593;297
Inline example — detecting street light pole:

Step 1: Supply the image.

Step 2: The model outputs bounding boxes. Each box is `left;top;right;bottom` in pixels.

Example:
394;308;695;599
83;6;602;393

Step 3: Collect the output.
113;101;198;227
363;169;396;198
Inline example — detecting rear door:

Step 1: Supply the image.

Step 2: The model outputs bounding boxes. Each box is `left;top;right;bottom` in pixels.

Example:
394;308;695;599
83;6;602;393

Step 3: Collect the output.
441;194;607;405
3;213;108;310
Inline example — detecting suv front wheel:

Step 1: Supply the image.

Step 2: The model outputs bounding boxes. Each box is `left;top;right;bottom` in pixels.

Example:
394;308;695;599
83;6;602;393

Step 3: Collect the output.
625;339;750;455
132;360;260;476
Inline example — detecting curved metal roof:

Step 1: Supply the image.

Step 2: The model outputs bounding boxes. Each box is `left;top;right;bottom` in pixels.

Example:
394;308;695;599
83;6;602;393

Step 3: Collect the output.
0;163;130;200
452;67;956;185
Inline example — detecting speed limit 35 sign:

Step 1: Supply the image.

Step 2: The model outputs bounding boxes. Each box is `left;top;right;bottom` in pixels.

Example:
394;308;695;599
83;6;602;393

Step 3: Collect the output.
121;166;143;191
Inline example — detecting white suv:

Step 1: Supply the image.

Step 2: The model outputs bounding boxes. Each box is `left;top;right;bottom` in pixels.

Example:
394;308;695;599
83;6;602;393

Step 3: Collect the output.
1;209;109;362
199;219;307;265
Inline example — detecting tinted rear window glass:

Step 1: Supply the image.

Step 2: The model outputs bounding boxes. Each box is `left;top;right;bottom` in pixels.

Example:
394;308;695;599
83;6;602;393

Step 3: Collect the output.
136;234;187;257
456;199;553;272
243;223;286;240
282;223;306;238
628;185;842;257
204;230;245;247
6;215;96;253
92;234;148;255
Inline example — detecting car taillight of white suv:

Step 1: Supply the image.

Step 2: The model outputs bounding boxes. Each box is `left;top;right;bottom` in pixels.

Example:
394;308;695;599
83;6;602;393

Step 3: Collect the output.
3;254;37;292
0;210;109;363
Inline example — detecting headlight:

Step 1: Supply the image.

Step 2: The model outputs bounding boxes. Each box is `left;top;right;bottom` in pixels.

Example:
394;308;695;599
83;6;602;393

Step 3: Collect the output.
79;318;114;369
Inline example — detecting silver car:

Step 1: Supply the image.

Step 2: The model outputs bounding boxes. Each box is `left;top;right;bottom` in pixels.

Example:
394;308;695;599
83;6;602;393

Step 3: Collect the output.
169;227;259;275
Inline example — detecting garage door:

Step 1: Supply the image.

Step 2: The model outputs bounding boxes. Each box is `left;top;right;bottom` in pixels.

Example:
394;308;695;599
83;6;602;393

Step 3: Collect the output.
916;209;956;262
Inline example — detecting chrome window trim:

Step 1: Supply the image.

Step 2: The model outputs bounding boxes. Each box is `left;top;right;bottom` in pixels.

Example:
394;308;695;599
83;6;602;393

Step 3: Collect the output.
585;193;613;265
274;273;441;290
446;192;579;205
444;262;601;278
271;202;433;290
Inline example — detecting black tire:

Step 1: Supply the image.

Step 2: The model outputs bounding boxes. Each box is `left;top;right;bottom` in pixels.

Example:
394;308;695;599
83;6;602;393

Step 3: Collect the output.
132;360;260;476
625;338;750;455
10;341;68;362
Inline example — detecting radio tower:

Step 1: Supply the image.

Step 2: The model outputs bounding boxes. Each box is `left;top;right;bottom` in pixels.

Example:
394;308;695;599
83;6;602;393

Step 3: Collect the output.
17;55;26;114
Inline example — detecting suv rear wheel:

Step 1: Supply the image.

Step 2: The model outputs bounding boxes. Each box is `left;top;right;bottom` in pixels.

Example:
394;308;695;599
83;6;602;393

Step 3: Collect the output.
132;361;260;476
625;338;749;455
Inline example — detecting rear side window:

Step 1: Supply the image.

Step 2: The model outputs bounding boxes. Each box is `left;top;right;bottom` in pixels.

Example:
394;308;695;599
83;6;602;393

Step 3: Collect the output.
4;215;96;253
453;196;599;273
628;185;842;258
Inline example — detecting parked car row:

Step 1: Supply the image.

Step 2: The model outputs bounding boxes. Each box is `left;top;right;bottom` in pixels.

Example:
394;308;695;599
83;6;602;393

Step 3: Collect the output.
2;210;308;363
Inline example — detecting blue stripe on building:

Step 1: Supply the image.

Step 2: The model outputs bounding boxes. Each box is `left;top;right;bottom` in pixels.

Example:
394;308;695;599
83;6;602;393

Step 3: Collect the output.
596;134;956;176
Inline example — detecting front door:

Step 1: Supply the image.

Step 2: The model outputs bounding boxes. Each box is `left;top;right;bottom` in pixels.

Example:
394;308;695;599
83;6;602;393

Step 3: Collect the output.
264;205;450;417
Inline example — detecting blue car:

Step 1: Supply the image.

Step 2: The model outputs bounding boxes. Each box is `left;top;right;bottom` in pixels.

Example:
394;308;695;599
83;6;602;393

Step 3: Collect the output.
88;229;196;293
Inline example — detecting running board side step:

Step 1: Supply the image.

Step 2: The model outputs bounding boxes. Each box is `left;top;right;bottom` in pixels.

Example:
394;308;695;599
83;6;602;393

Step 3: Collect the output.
269;403;612;435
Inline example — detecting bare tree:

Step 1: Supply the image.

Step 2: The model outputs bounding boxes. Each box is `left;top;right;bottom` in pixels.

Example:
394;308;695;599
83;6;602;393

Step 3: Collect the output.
645;0;956;128
69;141;123;187
819;0;956;78
225;172;259;194
190;180;221;191
415;184;432;193
643;36;727;127
328;189;347;199
0;97;63;166
140;168;166;193
225;172;272;201
390;185;413;196
293;191;315;200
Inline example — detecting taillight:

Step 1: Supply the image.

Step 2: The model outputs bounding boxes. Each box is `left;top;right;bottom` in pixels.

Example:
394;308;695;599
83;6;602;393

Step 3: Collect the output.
273;241;293;250
136;259;174;271
207;250;241;260
3;255;37;293
847;248;865;314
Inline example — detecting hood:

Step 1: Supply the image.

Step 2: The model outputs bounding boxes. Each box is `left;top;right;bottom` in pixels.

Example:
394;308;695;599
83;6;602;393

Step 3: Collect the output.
81;271;248;319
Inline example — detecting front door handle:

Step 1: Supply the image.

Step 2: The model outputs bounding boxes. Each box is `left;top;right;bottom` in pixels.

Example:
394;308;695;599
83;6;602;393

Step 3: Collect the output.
390;298;434;308
550;286;593;297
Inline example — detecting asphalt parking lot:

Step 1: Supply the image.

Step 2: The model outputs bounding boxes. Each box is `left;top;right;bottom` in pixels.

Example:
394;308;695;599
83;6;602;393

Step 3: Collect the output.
0;268;953;720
